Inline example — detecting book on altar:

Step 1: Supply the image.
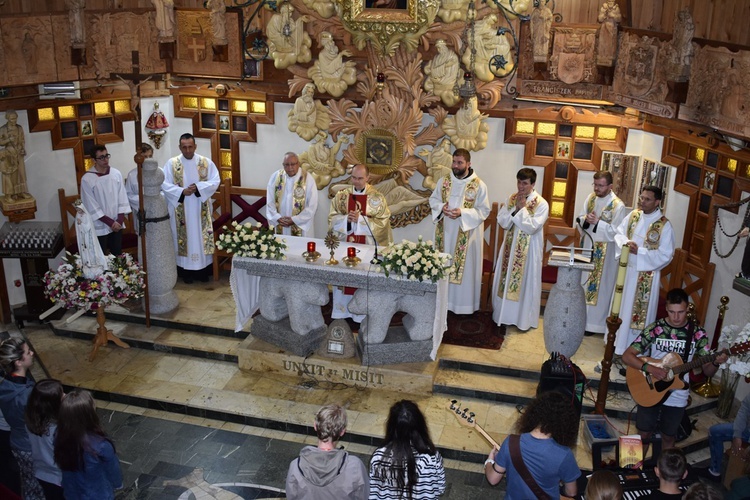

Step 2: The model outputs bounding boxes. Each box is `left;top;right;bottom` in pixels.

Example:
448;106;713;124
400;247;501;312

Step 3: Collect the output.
549;246;593;264
618;435;643;469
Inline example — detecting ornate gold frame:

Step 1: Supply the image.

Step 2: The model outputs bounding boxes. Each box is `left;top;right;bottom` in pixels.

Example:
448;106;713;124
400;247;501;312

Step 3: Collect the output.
336;0;439;55
354;128;404;176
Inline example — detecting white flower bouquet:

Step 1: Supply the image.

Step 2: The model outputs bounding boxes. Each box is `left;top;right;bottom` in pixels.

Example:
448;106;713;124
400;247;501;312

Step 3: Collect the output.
44;252;145;310
378;236;451;283
717;323;750;377
216;221;287;260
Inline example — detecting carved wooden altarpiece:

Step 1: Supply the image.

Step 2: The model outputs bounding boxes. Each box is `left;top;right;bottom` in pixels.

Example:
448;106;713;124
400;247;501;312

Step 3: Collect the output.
173;9;243;78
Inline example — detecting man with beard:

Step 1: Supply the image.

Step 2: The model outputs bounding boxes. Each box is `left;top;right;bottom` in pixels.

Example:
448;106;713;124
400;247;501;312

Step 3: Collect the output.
429;148;490;314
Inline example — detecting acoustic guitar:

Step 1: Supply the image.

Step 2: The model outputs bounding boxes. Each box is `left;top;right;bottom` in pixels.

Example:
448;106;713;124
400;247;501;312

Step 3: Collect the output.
445;400;577;500
626;341;750;407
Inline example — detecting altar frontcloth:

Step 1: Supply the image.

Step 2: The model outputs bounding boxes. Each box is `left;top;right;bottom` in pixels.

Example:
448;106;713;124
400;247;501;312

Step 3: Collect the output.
229;236;449;359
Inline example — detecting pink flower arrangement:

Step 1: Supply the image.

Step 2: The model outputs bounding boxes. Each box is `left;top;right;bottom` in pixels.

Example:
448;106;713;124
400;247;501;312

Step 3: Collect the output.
44;253;146;310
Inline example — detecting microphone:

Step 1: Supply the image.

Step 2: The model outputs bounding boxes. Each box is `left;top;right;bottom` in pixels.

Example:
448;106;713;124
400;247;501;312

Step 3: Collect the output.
360;214;381;264
576;216;594;250
576;215;590;230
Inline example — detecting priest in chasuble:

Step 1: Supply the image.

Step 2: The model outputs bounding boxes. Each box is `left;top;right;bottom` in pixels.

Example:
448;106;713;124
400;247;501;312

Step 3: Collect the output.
577;171;627;335
266;152;318;237
492;168;549;331
328;164;392;320
429;148;490;314
612;185;674;355
162;133;221;283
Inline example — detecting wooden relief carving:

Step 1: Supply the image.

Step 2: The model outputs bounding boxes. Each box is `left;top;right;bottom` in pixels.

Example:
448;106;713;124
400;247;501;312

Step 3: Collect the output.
611;33;676;118
0;16;58;86
80;12;165;79
173;9;242;78
679;46;750;138
549;27;598;85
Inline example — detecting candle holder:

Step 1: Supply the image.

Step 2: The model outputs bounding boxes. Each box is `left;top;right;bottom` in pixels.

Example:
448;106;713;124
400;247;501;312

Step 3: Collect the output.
343;247;361;267
324;230;339;266
303;241;320;262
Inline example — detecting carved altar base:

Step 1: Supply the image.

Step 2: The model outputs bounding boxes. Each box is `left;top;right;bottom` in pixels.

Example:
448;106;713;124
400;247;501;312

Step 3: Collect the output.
90;306;129;361
1;197;36;223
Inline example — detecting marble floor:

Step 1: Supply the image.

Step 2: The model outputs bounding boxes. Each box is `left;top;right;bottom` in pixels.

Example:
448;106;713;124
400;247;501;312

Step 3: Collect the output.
13;275;729;498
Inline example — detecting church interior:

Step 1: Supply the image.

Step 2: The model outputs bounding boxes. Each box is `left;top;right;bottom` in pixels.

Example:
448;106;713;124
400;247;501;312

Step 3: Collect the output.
1;0;750;497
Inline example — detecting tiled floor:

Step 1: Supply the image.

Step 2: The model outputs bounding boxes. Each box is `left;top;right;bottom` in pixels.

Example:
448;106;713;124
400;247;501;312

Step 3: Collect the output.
14;276;727;498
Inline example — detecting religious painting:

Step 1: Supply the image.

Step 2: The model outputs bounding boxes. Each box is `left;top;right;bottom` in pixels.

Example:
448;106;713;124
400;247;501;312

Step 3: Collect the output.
81;120;93;137
174;9;242;78
556;140;571;160
353;128;403;176
219;116;230;131
704;171;716;192
601;152;640;209
639;159;672;210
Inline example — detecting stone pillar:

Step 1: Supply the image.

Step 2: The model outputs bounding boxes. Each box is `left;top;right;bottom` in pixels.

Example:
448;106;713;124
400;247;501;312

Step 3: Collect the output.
542;263;591;359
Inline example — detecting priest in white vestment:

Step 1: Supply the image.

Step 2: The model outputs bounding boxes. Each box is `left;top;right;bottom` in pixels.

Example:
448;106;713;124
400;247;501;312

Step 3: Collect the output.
266;152;318;237
577;171;627;335
612;185;675;355
162;133;221;283
429;148;490;314
492;168;549;331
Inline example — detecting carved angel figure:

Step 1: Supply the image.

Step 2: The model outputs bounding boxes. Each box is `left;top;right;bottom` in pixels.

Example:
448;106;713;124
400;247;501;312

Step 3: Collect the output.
463;14;515;81
441;96;489;151
207;0;228;46
308;32;357;98
300;0;337;19
151;0;175;40
424;40;463;107
419;138;453;190
596;0;621;66
437;0;472;23
267;3;312;69
300;132;349;189
288;83;331;141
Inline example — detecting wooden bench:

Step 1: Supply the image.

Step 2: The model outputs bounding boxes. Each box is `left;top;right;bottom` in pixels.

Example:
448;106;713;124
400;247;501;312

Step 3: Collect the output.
57;188;138;258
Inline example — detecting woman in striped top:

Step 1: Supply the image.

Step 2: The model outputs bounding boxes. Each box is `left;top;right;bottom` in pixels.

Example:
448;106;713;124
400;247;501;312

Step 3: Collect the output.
369;400;446;499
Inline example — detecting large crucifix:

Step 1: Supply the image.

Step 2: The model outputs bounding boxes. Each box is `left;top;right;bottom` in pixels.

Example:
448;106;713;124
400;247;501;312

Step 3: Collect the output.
111;51;164;328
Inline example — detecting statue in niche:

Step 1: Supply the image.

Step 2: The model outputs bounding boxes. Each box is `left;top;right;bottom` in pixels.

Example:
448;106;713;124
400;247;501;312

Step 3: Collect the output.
299;132;349;189
288;83;331;141
207;0;228;46
441;96;489;151
596;0;621;66
437;0;472;23
300;0;336;19
424;40;463;107
66;0;86;47
267;3;312;69
530;0;553;63
419;138;453;190
308;32;357;98
666;8;694;82
151;0;176;40
0;111;31;203
462;14;514;81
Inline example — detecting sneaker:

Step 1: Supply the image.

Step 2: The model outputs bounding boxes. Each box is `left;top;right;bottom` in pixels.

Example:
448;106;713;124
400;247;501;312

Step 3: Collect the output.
694;466;721;483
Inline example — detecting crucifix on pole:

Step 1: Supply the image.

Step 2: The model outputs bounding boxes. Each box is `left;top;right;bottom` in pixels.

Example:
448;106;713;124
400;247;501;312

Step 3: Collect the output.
111;51;163;328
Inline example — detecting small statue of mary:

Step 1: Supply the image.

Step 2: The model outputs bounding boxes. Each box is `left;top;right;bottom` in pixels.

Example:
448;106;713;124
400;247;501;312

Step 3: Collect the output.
74;199;108;279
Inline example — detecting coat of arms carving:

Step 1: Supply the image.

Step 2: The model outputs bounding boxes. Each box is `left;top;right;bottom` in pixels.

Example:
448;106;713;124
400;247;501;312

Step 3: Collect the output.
549;27;597;85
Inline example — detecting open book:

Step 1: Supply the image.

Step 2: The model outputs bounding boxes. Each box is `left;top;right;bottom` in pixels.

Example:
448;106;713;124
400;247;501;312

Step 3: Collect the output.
548;246;593;264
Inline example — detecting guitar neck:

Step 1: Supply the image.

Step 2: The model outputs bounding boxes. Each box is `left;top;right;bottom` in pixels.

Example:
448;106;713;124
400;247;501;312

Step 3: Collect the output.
673;350;725;375
475;425;500;449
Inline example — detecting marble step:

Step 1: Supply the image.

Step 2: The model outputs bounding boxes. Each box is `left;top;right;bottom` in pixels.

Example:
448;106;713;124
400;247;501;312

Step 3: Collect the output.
434;367;719;421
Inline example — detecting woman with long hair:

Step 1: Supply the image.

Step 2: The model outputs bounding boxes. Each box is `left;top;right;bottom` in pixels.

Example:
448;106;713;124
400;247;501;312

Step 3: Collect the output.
484;390;581;499
0;336;44;499
585;469;622;500
369;400;446;499
54;389;122;499
25;379;64;500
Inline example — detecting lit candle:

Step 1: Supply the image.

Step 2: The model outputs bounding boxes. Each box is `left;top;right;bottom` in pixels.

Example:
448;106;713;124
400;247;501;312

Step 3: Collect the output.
610;244;630;318
307;242;316;253
347;247;356;259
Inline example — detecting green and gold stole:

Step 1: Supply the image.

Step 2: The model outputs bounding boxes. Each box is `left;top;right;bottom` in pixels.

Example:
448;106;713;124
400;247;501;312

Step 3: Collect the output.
435;175;480;285
583;194;623;305
496;193;540;301
626;210;668;329
273;170;307;237
171;156;215;257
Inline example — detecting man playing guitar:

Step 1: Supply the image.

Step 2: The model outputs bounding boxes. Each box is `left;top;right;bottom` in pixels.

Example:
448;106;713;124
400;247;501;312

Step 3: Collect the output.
622;288;729;451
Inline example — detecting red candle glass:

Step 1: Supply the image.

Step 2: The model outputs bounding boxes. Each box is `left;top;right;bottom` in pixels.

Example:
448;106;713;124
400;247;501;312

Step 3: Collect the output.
347;247;356;259
307;242;316;253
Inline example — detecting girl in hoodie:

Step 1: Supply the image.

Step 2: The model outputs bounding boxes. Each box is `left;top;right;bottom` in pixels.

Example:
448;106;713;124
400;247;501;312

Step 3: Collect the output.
54;389;122;500
25;379;64;500
0;337;44;499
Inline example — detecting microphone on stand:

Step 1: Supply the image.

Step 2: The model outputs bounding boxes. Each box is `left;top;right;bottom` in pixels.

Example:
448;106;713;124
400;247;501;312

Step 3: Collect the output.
576;216;595;252
576;215;591;230
361;214;381;264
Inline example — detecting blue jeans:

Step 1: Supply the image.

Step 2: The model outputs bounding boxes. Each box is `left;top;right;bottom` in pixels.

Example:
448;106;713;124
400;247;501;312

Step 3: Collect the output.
708;423;750;474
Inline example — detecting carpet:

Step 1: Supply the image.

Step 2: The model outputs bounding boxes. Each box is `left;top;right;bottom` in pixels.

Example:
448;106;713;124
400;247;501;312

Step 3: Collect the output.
442;311;506;350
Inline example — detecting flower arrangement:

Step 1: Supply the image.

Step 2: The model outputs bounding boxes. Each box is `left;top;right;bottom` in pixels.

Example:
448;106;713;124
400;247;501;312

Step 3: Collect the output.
215;221;287;260
44;253;145;310
715;322;750;418
379;236;451;283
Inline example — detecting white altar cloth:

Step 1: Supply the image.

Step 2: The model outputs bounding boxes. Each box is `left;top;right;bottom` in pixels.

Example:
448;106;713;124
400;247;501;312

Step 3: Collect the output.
230;235;449;359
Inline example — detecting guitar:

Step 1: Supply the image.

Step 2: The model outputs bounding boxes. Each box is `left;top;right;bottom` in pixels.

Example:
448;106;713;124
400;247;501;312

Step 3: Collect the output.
626;341;750;407
446;399;499;448
446;401;578;500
